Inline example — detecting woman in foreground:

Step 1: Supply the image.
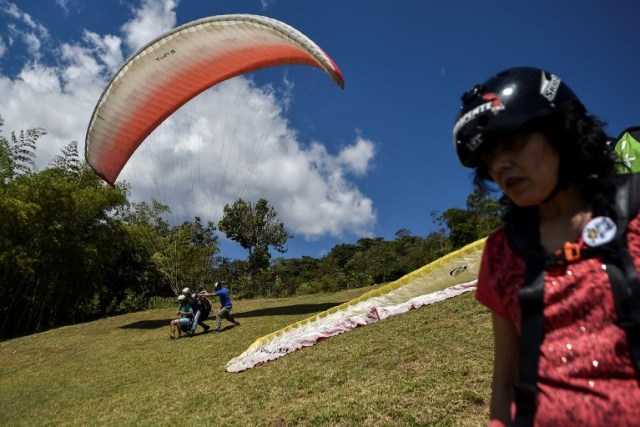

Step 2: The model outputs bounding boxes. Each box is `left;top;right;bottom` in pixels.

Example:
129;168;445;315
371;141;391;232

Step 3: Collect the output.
452;67;640;426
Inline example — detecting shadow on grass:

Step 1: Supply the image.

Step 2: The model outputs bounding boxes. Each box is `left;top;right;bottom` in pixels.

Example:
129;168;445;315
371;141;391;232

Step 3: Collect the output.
120;319;240;332
119;302;344;329
234;302;344;319
120;319;171;330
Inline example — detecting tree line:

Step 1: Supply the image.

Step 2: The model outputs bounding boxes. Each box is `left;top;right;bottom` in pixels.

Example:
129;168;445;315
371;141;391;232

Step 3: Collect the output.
0;116;502;339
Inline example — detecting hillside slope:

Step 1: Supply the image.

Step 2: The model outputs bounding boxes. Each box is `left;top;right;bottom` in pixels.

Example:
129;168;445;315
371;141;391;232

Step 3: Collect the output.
0;287;492;426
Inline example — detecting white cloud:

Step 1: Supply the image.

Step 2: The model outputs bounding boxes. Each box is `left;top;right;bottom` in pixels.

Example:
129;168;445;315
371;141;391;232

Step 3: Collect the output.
121;0;178;52
2;0;21;20
0;2;125;170
81;31;124;72
0;0;377;241
338;136;375;176
121;78;377;239
1;1;50;59
17;64;61;92
56;0;70;15
0;63;96;166
58;31;124;99
0;37;6;59
22;32;43;59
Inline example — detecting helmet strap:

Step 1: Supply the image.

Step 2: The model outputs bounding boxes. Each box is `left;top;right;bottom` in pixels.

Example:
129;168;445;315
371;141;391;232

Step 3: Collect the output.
541;183;561;204
541;171;570;204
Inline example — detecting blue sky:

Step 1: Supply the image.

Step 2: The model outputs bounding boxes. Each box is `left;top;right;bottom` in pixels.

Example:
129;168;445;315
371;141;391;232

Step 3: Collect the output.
1;0;638;260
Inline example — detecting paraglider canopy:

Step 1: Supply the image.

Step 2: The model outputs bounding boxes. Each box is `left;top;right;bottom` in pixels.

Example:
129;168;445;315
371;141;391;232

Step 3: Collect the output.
85;14;344;186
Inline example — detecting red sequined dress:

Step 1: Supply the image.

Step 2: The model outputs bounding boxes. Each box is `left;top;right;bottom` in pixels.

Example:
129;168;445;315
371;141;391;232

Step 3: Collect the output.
476;217;640;426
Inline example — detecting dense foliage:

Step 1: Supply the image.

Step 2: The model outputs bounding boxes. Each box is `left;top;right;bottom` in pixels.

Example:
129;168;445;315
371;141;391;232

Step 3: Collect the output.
0;116;501;338
218;198;292;279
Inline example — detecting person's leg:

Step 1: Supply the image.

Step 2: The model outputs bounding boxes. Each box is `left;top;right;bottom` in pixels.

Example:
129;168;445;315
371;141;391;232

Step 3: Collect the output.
178;318;190;336
216;307;229;331
180;317;193;336
224;310;240;325
170;319;181;338
201;321;210;332
190;309;201;333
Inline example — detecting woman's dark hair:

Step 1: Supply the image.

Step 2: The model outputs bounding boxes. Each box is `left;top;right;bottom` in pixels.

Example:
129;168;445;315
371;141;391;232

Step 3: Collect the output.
472;99;620;223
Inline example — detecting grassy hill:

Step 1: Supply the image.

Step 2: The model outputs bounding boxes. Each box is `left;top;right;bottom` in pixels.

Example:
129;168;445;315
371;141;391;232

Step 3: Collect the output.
0;286;493;426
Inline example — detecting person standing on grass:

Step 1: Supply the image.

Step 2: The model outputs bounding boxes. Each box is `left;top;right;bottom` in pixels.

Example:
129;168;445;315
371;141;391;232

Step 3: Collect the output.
452;66;640;426
199;282;240;332
169;294;193;340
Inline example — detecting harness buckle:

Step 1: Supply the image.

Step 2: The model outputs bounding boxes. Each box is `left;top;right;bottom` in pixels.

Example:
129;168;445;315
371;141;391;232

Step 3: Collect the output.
563;242;581;262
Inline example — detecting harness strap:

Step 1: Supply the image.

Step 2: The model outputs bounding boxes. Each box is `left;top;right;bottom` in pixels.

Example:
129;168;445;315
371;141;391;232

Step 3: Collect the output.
605;174;640;377
504;209;546;427
513;270;545;427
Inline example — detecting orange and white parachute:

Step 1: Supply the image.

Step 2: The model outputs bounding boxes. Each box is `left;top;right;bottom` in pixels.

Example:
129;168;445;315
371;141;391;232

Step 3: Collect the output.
85;14;344;186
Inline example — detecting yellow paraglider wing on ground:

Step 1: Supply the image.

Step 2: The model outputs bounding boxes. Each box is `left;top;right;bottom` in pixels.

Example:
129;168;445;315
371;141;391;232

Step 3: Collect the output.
226;238;486;372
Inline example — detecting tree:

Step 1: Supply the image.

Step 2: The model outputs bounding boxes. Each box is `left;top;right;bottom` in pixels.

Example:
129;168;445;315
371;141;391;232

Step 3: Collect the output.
0;114;45;182
0;115;172;338
435;188;502;249
0;160;133;337
2;117;45;178
269;256;321;296
49;141;81;176
172;216;219;291
393;228;432;274
123;201;219;295
466;187;503;234
0;118;12;182
218;198;292;280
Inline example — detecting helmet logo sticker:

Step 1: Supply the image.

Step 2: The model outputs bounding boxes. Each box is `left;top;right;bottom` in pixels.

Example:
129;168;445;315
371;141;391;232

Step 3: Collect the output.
468;133;483;151
540;72;561;102
452;92;505;137
481;93;504;115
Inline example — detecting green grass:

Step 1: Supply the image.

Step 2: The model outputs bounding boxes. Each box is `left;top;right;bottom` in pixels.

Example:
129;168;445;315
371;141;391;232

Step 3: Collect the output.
0;286;493;426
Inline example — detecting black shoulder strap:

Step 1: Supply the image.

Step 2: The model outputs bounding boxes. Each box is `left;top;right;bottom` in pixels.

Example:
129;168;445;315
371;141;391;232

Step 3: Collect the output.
504;209;546;427
604;174;640;376
513;270;545;426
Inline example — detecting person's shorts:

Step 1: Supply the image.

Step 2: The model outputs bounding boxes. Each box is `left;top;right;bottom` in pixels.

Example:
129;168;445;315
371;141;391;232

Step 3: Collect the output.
179;318;192;327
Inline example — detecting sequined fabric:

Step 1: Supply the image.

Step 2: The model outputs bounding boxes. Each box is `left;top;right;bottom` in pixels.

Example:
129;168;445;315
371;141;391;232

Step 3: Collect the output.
476;216;640;426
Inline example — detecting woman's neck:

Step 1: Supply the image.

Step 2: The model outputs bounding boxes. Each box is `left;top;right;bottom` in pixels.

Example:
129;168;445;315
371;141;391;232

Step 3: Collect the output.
537;186;591;254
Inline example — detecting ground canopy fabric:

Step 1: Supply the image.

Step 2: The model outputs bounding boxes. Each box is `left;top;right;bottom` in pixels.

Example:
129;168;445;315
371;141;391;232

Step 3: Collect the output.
225;238;486;372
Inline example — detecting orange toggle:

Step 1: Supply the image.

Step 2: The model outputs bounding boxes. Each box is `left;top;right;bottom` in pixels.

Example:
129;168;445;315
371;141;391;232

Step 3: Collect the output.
553;242;582;264
563;242;581;262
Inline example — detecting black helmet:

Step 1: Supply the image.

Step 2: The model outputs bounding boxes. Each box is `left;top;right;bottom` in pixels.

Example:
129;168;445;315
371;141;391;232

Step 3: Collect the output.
453;67;581;168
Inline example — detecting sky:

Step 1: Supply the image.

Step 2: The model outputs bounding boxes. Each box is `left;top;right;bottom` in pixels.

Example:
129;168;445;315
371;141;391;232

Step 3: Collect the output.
1;0;638;261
